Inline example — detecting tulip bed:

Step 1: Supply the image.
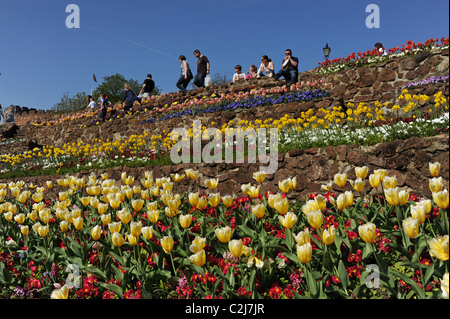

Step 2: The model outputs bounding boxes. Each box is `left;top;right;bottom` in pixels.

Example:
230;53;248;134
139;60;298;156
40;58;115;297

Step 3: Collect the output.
1;89;448;180
316;37;449;75
0;165;448;299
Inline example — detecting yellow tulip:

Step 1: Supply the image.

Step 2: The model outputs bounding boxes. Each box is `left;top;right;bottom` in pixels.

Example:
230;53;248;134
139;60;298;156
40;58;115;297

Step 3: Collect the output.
150;186;160;197
420;199;432;215
127;234;138;246
252;203;265;219
189;170;199;180
268;193;282;209
278;211;298;229
433;189;449;209
101;213;111;225
39;210;51;224
108;194;121;210
147;201;158;211
306;210;323;229
323;225;336;245
97;202;109;215
336;193;347;211
429;177;444;193
196;197;208;210
190;249;206;267
123;176;134;186
410;204;426;224
117;209;132;224
7;204;17;214
402;217;419;239
398;190;410;206
274;197;289;215
59;191;68;201
28;210;39;222
141;178;153;189
130;221;142;237
355;166;369;180
89;197;99;209
32;202;45;212
32;192;44;203
20;225;29;236
189;192;200;206
141;189;150;200
164;207;177;218
334;173;347;188
221;195;234;208
441;273;449;298
429;162;441;177
14;213;25;225
216;226;232;243
253;171;266;184
369;173;381;188
350;178;365;192
170;173;185;182
384;187;399;206
189;236;206;254
229;239;244;258
91;225;102;240
59;221;69;232
3;211;13;222
314;195;327;211
358;222;377;244
208;193;221;207
246;185;261;199
38;224;49;237
108;221;122;233
205;178;219;189
294;228;311;246
10;187;20;198
296;242;312;263
374;169;388;181
147;210;160;224
50;285;69;299
344;191;354;207
132;199;144;212
112;232;125;247
141;226;153;240
46;181;54;190
278;180;291;193
79;196;91;206
179;214;193;229
73;217;83;230
428;235;449;261
161;236;174;253
382;176;398;189
247;256;264;268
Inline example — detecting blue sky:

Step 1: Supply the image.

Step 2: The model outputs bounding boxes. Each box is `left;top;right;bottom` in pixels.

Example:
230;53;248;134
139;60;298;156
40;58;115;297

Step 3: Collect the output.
0;0;448;111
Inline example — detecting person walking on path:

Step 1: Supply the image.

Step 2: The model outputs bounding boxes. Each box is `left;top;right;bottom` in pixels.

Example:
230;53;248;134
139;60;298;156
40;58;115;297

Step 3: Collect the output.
193;49;210;88
273;49;299;84
176;55;193;94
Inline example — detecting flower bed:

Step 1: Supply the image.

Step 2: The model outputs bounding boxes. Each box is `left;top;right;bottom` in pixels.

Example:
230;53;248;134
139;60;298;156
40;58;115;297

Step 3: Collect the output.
1;90;448;179
0;164;448;299
316;37;449;75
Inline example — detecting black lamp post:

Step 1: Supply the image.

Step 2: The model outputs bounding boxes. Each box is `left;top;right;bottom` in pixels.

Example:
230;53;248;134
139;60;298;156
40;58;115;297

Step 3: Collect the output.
323;43;331;59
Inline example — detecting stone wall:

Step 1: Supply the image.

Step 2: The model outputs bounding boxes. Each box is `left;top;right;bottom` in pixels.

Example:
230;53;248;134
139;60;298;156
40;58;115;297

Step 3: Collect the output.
2;134;448;202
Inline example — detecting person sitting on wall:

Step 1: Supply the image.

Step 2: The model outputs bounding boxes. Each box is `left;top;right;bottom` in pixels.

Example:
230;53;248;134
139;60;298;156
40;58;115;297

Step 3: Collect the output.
273;49;299;84
232;65;246;83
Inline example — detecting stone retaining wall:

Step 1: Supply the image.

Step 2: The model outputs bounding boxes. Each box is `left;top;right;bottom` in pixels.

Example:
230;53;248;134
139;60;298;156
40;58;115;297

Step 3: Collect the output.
2;134;447;202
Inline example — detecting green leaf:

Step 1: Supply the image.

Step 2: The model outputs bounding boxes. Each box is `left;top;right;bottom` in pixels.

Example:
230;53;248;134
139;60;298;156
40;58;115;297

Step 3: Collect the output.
423;262;435;286
284;229;295;252
390;269;426;299
338;260;349;290
99;283;123;299
85;266;107;281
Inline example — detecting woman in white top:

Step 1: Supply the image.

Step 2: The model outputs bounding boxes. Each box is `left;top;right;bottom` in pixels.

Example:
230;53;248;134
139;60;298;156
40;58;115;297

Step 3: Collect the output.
257;55;275;77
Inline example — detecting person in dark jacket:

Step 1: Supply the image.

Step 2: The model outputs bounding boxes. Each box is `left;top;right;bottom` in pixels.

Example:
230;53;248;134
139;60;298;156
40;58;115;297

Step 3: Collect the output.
121;84;141;112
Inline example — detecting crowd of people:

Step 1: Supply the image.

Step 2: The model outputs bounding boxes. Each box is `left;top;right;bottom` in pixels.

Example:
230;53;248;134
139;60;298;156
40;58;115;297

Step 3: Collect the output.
85;43;388;120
